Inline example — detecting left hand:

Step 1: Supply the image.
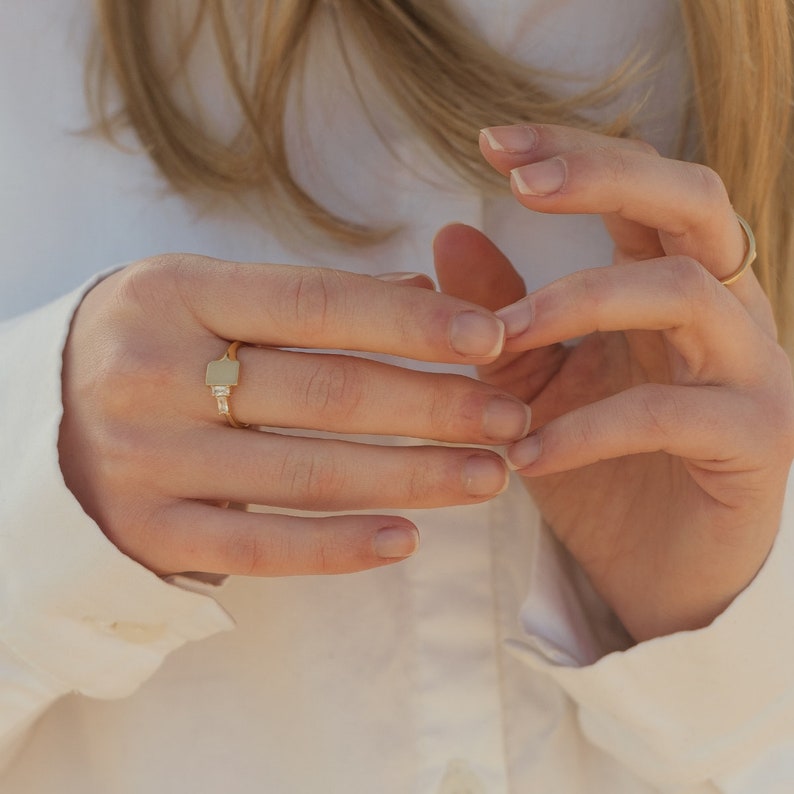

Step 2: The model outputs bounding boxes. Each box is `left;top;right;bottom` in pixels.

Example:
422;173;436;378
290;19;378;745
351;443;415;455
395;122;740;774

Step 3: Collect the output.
434;123;794;642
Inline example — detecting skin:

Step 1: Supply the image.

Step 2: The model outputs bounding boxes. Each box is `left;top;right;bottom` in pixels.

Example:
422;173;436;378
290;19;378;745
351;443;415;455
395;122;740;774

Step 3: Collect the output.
58;257;533;578
59;121;794;645
434;123;794;642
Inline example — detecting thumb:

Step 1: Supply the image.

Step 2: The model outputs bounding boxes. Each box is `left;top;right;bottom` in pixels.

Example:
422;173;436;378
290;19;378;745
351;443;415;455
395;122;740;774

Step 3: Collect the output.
433;224;565;405
432;223;526;310
433;223;529;389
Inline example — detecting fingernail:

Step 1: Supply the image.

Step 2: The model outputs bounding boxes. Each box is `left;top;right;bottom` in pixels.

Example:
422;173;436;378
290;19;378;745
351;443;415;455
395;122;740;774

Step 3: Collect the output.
463;455;509;497
507;433;542;470
483;397;532;442
376;272;435;287
480;125;538;153
450;311;505;358
511;158;566;196
495;299;533;338
374;526;420;559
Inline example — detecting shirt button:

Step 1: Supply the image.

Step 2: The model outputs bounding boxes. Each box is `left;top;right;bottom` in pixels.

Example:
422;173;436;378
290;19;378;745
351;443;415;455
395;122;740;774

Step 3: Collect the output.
437;759;486;794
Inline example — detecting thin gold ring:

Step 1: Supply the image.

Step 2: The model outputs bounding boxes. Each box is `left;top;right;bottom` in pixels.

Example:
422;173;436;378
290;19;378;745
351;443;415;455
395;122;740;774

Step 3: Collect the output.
719;214;757;286
205;340;250;429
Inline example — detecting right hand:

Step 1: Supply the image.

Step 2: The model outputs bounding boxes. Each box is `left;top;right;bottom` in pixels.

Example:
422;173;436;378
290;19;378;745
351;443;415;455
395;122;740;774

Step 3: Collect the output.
58;254;531;577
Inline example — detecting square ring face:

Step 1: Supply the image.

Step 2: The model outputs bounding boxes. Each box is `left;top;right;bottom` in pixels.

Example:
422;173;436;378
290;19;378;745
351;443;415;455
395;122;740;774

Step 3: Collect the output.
206;357;240;387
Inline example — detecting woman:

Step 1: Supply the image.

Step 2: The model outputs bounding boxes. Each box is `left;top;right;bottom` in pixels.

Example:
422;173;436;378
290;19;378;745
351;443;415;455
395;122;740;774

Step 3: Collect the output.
1;0;793;791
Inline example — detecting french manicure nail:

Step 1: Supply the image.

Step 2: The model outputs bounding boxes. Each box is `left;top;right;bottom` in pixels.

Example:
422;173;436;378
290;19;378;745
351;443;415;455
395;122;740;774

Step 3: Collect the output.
511;158;566;196
374;526;420;559
450;311;505;358
376;272;435;286
507;433;542;470
495;299;533;338
483;397;532;443
463;455;509;497
480;125;538;153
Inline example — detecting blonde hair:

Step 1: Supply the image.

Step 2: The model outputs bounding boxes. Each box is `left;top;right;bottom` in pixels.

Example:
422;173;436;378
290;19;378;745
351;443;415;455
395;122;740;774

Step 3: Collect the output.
88;0;794;337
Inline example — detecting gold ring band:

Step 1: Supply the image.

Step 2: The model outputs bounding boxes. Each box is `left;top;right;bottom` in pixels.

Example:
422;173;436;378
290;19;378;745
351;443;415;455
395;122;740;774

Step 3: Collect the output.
719;214;757;286
205;340;250;429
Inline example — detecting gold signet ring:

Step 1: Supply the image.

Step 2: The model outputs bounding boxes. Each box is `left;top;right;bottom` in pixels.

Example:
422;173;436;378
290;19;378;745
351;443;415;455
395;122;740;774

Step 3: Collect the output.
719;214;757;286
205;340;249;428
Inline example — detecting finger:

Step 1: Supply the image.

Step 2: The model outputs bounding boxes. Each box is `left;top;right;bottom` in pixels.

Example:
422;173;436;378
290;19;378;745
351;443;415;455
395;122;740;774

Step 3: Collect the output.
480;123;655;174
142;503;423;577
495;257;769;382
374;272;437;289
508;148;741;278
482;125;664;266
433;223;526;310
199;347;532;444
506;383;768;485
168;429;510;510
480;124;769;320
133;256;505;363
481;125;665;283
432;223;567;395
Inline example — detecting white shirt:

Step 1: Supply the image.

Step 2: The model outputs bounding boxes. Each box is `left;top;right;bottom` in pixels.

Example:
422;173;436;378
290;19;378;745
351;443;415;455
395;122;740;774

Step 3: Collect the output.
1;1;794;792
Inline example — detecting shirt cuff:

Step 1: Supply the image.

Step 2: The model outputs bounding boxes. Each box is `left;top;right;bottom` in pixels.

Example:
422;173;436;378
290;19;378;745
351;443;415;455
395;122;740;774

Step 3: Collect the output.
0;276;234;701
509;467;794;789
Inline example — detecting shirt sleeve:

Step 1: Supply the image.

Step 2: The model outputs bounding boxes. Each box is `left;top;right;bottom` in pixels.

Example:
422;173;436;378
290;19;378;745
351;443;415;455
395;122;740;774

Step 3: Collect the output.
0;276;235;767
510;467;794;790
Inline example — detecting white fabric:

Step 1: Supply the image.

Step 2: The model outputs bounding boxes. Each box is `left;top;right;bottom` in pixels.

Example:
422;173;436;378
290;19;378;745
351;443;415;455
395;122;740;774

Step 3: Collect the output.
1;1;793;792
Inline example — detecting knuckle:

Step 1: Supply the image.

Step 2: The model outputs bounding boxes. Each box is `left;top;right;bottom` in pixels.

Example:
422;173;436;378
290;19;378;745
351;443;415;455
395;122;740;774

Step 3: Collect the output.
303;357;365;422
223;526;272;577
626;137;660;158
689;164;729;207
596;145;632;185
279;447;346;508
566;408;601;453
91;425;140;481
94;334;176;418
116;254;184;316
665;255;715;319
94;335;138;400
285;267;347;339
310;538;333;575
666;254;704;284
403;454;435;502
73;257;196;423
306;527;354;575
424;380;486;440
91;427;165;502
426;386;458;437
228;517;364;576
576;267;611;319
